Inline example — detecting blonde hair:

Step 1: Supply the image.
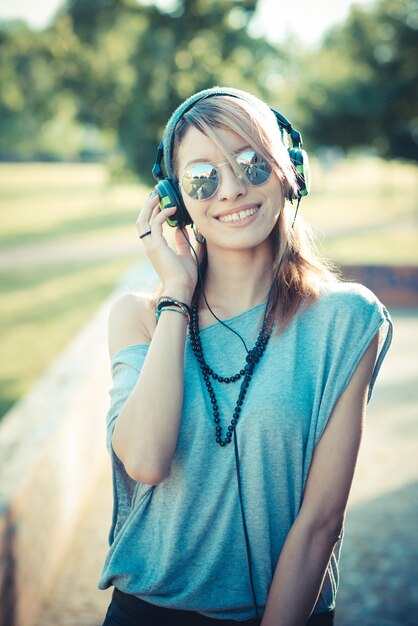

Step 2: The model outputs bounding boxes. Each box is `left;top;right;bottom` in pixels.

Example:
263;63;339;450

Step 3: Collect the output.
167;95;339;332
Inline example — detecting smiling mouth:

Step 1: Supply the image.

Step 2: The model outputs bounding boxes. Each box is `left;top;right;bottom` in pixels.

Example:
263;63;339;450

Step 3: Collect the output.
216;206;260;223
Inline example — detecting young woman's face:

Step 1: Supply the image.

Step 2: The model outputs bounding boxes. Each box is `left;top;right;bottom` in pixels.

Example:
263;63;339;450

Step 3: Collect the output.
175;125;284;251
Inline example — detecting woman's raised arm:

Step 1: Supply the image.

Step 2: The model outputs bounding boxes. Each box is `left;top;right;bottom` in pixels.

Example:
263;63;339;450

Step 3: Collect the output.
111;192;199;485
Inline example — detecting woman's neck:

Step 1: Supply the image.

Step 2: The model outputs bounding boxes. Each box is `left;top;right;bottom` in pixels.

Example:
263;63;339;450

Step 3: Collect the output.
200;242;274;318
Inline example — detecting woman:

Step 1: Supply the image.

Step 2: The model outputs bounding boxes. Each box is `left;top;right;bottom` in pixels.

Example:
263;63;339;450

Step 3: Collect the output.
98;87;392;626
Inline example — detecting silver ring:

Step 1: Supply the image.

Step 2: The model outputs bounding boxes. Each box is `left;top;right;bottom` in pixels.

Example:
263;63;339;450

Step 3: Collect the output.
139;230;152;239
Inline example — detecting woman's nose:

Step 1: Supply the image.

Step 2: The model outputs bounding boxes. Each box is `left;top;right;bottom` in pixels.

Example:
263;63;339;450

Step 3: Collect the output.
217;163;247;202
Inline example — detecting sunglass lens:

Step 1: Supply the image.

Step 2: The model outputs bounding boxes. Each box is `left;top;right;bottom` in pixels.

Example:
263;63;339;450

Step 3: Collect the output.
182;164;219;200
237;151;272;185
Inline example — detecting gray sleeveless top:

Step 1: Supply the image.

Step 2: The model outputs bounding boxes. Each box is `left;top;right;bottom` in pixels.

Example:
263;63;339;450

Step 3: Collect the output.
98;281;392;620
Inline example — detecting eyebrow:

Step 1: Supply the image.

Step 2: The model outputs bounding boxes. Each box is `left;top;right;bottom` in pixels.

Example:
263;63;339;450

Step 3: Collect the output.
183;144;252;170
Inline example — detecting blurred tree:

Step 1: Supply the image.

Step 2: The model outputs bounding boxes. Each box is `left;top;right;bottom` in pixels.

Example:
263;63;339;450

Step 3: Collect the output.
0;23;62;159
295;0;418;161
0;0;287;176
4;0;415;169
0;19;111;160
56;0;287;179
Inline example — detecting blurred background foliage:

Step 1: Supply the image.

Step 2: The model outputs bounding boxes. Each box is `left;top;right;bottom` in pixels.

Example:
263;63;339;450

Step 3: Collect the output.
296;0;418;161
1;0;417;177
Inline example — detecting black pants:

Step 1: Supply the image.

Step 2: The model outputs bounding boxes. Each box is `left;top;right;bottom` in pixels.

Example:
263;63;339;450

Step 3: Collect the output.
102;588;335;626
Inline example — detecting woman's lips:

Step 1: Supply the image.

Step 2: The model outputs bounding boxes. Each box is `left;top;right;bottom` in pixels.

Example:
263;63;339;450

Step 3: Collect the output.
216;205;260;224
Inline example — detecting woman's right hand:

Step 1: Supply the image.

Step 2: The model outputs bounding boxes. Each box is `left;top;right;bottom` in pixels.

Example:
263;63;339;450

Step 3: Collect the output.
136;191;200;303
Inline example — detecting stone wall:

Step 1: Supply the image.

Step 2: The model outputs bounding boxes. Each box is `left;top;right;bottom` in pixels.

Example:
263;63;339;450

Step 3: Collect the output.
340;265;418;309
0;263;156;626
0;300;111;626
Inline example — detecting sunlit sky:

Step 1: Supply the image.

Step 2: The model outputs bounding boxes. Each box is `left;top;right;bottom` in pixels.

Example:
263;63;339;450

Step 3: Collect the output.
0;0;377;45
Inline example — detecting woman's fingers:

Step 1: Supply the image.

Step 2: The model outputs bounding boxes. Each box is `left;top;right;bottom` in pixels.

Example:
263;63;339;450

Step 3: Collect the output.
138;209;179;251
136;191;178;242
150;204;161;222
142;191;159;217
150;205;177;238
136;191;160;237
135;194;198;290
174;227;193;257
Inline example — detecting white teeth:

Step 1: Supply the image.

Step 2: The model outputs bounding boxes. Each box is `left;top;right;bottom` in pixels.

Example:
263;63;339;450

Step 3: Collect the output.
218;206;259;223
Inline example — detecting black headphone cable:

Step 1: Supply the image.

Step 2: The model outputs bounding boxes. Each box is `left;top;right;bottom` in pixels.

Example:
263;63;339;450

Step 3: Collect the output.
176;198;301;621
178;197;300;347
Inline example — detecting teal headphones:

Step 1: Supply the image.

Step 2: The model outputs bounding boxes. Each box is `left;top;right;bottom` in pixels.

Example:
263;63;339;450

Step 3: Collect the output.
152;87;311;229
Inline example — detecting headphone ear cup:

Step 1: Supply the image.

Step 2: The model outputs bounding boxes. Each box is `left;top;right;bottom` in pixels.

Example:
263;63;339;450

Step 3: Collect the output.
288;148;311;198
154;179;192;228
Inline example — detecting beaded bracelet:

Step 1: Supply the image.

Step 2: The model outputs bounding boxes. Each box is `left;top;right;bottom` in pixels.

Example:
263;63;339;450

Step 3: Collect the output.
155;307;189;322
157;296;192;323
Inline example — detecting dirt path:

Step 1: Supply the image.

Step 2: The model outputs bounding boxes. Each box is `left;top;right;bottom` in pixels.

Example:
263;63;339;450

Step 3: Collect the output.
0;237;140;270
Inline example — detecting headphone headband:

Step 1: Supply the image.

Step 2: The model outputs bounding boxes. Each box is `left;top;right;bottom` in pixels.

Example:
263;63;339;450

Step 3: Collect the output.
153;87;303;183
152;87;310;228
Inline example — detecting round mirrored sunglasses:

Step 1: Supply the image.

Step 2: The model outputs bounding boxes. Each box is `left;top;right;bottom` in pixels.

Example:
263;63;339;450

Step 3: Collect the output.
180;150;272;201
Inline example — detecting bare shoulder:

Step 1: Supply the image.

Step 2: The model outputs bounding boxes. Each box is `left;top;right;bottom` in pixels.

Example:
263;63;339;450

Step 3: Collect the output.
108;292;156;359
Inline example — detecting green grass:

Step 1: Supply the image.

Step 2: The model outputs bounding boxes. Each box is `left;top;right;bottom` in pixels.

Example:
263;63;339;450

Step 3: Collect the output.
303;156;418;265
0;158;417;420
0;257;140;418
0;163;145;247
0;163;150;419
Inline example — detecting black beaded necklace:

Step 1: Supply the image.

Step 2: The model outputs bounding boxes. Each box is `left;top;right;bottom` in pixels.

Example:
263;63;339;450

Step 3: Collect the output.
188;302;272;447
